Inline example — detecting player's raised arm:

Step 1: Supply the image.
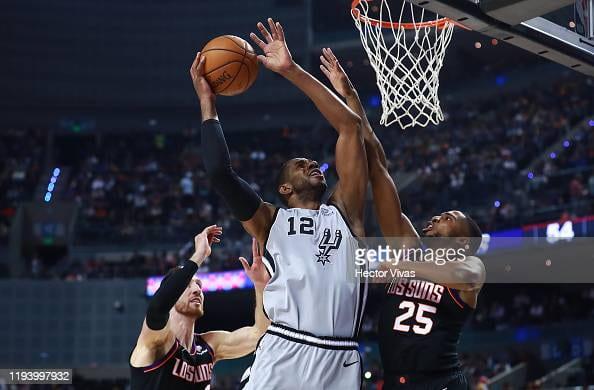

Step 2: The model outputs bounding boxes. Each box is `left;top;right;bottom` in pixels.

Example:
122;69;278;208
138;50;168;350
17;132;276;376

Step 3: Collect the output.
250;19;367;234
130;225;222;367
201;238;271;362
320;48;419;241
190;52;276;244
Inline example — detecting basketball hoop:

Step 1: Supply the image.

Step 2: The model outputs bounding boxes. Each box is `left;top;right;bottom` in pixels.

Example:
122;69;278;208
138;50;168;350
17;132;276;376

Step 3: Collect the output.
351;0;458;129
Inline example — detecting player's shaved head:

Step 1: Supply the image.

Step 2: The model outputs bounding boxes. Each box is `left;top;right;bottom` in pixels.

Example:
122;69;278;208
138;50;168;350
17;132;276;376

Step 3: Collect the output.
462;214;482;255
276;158;327;207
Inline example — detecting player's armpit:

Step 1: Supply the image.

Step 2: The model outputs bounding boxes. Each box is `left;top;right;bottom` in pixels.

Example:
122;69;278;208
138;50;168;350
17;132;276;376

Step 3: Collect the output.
241;202;277;245
130;319;176;368
200;327;263;362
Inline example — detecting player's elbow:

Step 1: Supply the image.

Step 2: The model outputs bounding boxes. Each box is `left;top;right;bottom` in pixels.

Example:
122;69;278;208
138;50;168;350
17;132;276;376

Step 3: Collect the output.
451;265;484;291
338;113;363;137
145;304;170;331
246;327;265;351
204;160;234;182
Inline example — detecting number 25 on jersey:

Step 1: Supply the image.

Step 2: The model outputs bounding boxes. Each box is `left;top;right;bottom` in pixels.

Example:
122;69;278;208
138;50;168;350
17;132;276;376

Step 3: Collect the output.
393;301;436;335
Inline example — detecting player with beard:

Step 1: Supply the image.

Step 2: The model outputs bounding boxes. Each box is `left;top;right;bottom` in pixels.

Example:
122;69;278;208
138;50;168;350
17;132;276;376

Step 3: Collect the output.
130;226;270;390
191;18;368;389
320;48;485;390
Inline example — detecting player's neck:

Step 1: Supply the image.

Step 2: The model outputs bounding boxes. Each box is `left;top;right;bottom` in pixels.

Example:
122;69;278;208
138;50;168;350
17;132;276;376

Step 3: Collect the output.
289;193;322;210
289;198;321;210
169;310;197;351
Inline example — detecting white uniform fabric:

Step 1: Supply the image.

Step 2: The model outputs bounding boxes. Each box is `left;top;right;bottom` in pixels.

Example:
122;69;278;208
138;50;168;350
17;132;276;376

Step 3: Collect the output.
244;204;367;390
244;328;362;390
263;204;367;338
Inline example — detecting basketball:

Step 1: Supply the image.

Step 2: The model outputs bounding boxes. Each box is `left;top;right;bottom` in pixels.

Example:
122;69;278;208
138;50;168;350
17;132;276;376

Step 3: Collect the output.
201;35;259;96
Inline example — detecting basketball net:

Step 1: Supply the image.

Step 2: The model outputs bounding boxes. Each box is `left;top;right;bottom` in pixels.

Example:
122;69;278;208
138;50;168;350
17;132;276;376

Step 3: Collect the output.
352;0;455;129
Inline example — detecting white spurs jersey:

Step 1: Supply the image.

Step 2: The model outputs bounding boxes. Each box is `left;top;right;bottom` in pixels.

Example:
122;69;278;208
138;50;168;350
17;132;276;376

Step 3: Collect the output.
262;204;368;338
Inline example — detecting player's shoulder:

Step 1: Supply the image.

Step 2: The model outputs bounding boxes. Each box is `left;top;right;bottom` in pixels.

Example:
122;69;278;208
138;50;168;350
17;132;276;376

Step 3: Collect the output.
259;202;278;217
194;332;218;360
194;333;216;354
325;201;364;237
464;255;486;275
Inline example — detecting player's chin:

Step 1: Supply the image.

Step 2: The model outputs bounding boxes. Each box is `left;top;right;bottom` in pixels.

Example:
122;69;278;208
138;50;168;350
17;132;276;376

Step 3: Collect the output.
183;303;204;318
308;176;327;190
191;306;204;318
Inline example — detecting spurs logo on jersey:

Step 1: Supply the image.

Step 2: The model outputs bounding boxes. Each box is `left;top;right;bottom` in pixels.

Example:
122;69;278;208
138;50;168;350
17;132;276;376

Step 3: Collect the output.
316;229;342;266
264;204;367;338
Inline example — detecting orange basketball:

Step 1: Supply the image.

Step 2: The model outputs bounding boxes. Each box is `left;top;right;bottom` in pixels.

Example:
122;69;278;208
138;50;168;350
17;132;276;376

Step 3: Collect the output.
201;35;259;96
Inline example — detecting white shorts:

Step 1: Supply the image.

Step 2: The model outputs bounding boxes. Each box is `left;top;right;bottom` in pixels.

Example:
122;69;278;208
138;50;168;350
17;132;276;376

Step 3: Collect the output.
243;323;361;390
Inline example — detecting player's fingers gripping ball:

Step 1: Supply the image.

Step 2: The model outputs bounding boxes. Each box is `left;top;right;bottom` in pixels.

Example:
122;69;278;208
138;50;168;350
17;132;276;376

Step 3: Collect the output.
200;35;259;96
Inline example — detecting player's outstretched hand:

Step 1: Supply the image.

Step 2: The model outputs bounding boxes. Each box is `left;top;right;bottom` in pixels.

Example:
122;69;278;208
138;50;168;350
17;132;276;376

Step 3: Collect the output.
250;18;295;75
320;48;355;98
239;238;270;288
189;52;215;102
190;225;223;265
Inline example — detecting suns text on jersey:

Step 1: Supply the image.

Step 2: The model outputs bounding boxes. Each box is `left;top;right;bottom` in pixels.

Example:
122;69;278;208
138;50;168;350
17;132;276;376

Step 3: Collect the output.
387;279;444;304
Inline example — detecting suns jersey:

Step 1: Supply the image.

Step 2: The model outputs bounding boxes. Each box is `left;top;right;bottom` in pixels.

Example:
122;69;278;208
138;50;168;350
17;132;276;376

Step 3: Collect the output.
378;278;473;378
130;334;214;390
263;204;367;338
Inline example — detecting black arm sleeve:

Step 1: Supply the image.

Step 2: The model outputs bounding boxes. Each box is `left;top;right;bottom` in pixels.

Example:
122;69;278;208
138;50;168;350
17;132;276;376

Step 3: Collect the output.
201;119;262;221
145;260;198;330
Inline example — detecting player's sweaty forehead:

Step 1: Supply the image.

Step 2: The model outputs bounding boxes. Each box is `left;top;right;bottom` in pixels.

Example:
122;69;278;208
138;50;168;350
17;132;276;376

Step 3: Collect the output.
291;158;309;167
446;210;466;219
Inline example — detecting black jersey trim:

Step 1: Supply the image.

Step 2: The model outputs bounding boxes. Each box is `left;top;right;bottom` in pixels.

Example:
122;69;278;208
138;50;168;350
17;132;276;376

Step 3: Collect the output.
261;207;280;275
260;208;279;322
326;203;359;238
271;322;357;342
353;274;368;338
195;333;216;360
447;287;473;310
142;340;179;373
266;329;359;351
262;206;280;257
263;249;275;276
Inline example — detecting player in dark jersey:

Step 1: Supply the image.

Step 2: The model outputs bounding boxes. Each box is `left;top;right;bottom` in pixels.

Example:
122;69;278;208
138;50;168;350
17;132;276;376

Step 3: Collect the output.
320;48;485;389
130;226;270;390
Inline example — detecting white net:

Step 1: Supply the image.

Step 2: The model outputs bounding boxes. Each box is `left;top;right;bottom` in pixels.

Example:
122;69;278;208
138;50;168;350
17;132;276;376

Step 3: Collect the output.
352;0;455;129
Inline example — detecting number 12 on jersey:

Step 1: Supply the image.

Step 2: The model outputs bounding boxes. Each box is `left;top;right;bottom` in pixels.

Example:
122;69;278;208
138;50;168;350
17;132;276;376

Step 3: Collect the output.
287;217;314;236
393;301;436;335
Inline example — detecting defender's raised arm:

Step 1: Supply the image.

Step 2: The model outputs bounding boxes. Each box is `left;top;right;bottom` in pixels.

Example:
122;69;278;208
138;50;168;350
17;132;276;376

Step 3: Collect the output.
201;238;271;361
320;47;419;241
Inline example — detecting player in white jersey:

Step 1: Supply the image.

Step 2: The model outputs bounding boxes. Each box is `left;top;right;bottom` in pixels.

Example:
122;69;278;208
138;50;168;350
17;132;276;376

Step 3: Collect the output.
190;18;368;389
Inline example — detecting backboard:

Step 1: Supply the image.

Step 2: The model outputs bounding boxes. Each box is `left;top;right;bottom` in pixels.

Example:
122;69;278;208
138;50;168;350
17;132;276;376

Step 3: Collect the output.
408;0;594;76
